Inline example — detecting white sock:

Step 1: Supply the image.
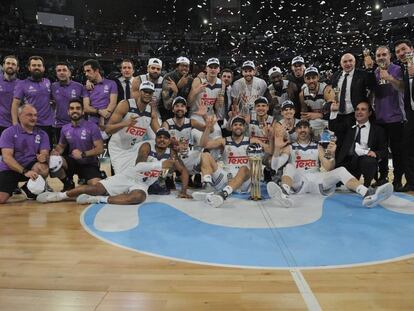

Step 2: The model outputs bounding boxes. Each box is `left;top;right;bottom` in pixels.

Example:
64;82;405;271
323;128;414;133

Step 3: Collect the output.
282;184;291;194
58;192;68;199
98;196;109;203
203;175;212;184
223;185;233;195
356;185;368;197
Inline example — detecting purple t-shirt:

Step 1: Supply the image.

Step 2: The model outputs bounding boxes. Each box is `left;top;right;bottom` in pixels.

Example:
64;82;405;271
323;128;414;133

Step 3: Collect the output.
0;124;50;171
83;78;117;124
59;119;103;165
374;63;404;124
13;77;53;126
0;74;19;127
51;80;85;128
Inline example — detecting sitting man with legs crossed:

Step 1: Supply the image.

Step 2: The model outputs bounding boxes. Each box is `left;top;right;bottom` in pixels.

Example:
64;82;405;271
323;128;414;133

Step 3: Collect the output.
37;128;192;204
267;119;393;208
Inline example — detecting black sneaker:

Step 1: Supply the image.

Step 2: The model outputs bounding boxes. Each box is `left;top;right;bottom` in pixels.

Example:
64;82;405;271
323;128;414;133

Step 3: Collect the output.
20;182;37;200
263;167;274;182
148;181;170;195
62;178;75;191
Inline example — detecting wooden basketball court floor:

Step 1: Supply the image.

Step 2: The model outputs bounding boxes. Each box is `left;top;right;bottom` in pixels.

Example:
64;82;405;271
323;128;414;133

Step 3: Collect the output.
1;175;414;311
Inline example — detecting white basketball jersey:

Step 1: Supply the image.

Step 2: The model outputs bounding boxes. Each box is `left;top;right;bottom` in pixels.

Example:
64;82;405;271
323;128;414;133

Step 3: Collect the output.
290;142;320;173
223;136;250;174
130;140;171;185
109;99;152;150
165;117;193;156
303;82;327;113
249;114;274;144
190;77;222;116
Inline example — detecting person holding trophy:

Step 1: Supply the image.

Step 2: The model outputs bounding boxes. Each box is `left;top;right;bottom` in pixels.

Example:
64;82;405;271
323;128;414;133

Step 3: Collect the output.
266;119;393;209
364;46;405;189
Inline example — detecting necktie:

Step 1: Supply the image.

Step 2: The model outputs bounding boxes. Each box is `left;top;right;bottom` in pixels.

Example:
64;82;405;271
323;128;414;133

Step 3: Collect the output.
355;124;365;144
339;73;349;113
125;79;131;99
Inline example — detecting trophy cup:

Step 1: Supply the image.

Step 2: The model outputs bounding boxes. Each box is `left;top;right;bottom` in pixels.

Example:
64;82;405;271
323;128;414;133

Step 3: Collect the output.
405;52;414;77
333;87;340;102
377;60;388;85
246;143;264;200
319;129;337;159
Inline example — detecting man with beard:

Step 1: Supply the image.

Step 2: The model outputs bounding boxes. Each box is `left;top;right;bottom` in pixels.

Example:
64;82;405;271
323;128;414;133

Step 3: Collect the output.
161;56;193;120
0;104;50;203
188;58;224;151
266;120;393;208
219;68;234;132
11;56;54;147
364;46;405;189
51;62;84;145
0;55;19;137
105;81;160;174
286;56;306;118
37;128;192;205
131;58;163;140
82;59;118;127
231;61;267;115
267;66;295;120
162;96;206;178
192;116;252;208
299;67;333;139
49;99;104;190
394;39;414;192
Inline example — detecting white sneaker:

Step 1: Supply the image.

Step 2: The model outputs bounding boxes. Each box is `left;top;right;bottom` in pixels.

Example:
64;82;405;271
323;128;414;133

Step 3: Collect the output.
192;190;214;201
205;193;224;208
76;194;101;204
362;183;393;208
36;191;63;203
267;182;293;208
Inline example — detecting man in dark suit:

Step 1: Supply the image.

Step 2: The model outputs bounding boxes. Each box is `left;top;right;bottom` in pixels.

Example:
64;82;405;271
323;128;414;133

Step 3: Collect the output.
394;39;414;192
330;53;375;147
329;101;387;187
114;59;135;102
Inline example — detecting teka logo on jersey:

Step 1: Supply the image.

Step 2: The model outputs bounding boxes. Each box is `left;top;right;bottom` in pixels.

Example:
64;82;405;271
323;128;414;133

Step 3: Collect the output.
227;152;248;165
295;155;317;169
143;170;161;178
126;125;146;137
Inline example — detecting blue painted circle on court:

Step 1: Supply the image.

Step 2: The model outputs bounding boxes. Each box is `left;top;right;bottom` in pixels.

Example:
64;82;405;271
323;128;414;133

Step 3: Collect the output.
81;192;414;269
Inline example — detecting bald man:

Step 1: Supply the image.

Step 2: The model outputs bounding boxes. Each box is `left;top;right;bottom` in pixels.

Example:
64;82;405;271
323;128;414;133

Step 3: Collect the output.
329;52;375;149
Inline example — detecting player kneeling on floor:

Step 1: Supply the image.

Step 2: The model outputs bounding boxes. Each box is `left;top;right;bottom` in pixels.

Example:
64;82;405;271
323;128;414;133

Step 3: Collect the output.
37;128;192;204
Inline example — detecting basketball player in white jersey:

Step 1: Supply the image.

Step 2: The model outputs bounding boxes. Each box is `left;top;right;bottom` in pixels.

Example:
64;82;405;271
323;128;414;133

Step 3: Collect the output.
267;120;393;208
299;66;334;138
162;96;207;174
192;116;252;208
187;57;225;152
231;60;268;114
105;81;160;174
37;128;192;204
267;66;294;120
131;58;163;139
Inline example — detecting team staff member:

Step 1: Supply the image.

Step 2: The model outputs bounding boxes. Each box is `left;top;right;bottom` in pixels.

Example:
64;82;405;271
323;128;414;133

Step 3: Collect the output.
0;55;19;136
50;99;104;191
11;56;54;146
51;62;84;144
0;104;50;203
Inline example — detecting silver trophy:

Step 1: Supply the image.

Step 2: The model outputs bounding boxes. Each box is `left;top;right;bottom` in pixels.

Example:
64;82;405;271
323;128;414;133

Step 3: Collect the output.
246;143;264;200
377;60;388;85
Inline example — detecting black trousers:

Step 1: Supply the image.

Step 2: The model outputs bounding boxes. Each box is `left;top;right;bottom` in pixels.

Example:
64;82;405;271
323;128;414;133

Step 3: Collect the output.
340;155;378;187
376;122;404;183
403;110;414;185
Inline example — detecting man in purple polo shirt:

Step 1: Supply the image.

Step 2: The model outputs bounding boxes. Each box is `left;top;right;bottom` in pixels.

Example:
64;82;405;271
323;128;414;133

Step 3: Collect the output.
51;62;84;145
11;56;54;147
82;59;117;127
0;55;20;136
365;46;405;188
0;104;50;203
50;99;104;190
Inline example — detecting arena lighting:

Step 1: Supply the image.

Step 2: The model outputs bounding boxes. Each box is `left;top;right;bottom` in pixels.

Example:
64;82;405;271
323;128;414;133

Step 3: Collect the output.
375;3;381;10
203;19;208;24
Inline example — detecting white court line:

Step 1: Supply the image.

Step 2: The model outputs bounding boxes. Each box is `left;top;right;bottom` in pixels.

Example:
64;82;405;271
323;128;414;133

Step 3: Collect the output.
290;268;323;311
